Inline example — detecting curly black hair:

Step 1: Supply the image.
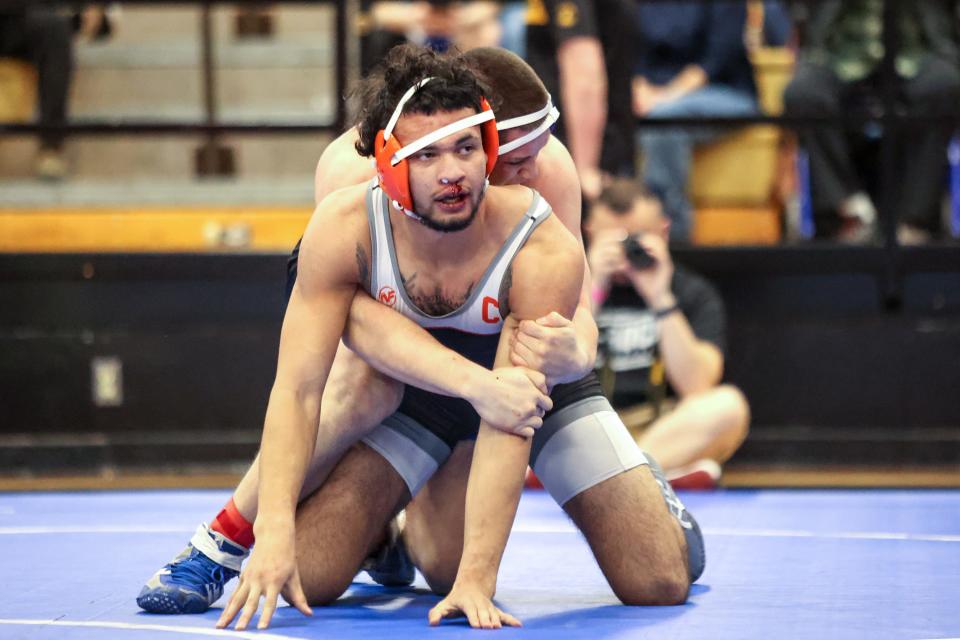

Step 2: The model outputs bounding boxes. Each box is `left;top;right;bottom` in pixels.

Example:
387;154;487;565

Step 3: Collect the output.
352;44;495;158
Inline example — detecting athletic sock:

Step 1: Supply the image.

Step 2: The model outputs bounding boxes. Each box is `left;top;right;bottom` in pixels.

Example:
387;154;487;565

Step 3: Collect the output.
210;497;255;549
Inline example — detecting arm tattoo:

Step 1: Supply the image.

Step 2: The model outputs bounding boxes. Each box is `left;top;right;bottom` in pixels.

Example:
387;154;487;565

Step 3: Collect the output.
497;262;512;319
356;244;371;293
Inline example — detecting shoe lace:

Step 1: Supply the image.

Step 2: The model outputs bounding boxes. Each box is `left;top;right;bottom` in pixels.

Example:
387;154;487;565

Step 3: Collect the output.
167;550;230;588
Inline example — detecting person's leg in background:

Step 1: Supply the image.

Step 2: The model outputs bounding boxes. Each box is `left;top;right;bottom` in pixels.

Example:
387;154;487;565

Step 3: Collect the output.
497;1;526;58
783;61;877;240
20;8;74;180
623;385;750;489
896;55;960;244
638;85;758;243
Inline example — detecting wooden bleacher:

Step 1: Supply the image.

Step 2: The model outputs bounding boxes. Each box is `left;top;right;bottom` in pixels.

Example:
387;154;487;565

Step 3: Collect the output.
0;58;36;123
689;46;795;245
0;208;311;252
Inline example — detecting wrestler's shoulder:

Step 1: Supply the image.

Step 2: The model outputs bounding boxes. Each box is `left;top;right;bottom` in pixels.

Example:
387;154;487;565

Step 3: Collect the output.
511;206;584;314
306;182;371;237
526;208;581;257
515;190;581;265
487;182;533;205
529;136;581;220
315;128;376;201
535;135;577;180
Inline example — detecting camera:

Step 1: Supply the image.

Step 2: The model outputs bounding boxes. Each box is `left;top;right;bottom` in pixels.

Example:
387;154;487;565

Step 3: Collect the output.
622;234;655;270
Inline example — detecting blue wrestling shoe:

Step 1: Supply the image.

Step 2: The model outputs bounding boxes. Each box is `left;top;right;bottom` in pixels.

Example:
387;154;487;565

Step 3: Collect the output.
646;457;706;583
362;511;415;587
137;524;247;614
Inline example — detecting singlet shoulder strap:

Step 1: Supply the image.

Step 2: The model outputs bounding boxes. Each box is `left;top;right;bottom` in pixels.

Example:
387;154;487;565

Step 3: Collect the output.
366;178;390;295
484;189;553;292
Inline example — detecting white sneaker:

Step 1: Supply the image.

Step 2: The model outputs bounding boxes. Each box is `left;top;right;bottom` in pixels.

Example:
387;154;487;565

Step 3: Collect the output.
35;149;67;181
896;223;932;246
840;192;877;225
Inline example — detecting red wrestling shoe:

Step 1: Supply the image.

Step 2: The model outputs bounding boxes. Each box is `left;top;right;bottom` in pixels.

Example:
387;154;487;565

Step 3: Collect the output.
667;459;722;491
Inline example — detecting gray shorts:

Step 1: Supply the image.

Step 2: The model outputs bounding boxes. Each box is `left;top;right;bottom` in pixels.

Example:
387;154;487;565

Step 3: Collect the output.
362;393;705;582
362;395;647;505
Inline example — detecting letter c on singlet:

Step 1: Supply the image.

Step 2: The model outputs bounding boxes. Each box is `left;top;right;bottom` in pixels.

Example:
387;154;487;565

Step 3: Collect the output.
482;296;501;324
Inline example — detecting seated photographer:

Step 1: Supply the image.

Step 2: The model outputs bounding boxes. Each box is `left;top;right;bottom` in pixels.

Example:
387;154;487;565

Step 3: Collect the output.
585;178;750;489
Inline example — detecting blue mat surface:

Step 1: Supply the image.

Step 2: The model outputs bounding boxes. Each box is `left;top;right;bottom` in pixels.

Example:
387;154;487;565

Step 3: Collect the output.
0;489;958;639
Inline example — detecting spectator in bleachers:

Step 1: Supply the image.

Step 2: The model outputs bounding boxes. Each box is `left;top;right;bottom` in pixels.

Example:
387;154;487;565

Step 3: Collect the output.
761;1;792;48
586;178;750;489
745;1;793;52
358;0;455;74
0;4;112;180
498;0;526;57
525;0;637;201
0;6;74;180
358;0;500;75
633;2;760;244
783;1;960;244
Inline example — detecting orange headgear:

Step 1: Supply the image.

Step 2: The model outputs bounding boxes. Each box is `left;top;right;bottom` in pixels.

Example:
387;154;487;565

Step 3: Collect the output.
374;77;499;214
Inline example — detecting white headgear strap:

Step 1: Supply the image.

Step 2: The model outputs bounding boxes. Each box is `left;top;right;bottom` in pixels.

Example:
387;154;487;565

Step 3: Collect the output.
496;96;560;155
384;77;496;166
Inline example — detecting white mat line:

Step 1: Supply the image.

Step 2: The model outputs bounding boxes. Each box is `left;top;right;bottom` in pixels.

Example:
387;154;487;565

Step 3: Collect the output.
1;523;959;544
706;527;960;543
0;618;294;639
0;525;195;535
513;523;960;543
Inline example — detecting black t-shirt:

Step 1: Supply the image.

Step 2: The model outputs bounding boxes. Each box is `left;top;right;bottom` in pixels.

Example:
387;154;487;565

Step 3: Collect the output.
595;266;726;408
525;0;636;175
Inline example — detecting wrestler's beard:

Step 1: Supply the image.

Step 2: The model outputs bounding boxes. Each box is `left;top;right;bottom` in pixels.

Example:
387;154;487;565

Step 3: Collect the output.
417;190;483;233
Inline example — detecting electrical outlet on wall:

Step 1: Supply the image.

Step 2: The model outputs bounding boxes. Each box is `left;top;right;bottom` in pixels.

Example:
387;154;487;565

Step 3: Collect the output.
91;356;124;407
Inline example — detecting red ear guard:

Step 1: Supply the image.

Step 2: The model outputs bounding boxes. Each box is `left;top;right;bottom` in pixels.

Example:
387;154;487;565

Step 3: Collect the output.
375;95;500;212
375;128;413;211
479;96;499;175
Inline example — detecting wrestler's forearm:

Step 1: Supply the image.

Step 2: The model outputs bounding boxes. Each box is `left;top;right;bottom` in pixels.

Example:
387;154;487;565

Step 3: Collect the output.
255;257;355;530
255;388;321;527
454;333;530;593
343;292;493;400
456;420;530;594
571;265;599;375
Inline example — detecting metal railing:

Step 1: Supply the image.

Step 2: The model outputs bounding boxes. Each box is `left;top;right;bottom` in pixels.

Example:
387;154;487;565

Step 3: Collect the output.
0;0;350;137
3;0;960;278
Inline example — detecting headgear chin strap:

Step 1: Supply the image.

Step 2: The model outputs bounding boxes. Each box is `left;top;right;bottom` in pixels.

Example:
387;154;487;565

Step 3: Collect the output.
496;95;560;155
374;77;500;216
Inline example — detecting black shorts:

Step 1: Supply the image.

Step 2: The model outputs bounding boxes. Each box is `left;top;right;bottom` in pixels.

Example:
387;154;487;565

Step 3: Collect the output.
399;371;606;449
285;238;302;301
